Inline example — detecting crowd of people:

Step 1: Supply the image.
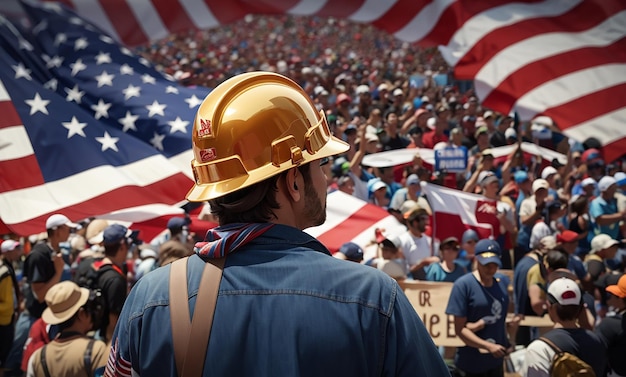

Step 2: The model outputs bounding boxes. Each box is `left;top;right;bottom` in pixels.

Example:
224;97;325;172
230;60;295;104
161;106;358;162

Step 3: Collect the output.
0;14;625;377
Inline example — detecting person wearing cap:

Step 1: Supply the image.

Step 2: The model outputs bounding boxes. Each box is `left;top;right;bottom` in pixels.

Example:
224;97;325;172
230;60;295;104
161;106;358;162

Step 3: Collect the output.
456;229;479;271
397;206;440;280
468;124;493;159
555;230;590;285
594;273;626;377
106;72;450;376
527;249;571;317
1;240;22;371
389;174;431;219
523;277;607;377
425;237;467;282
422;115;449;150
364;233;408;280
4;214;79;376
334;242;364;263
93;223;135;345
585;234;620;286
446;239;513;376
25;281;108;377
588;176;626;244
489;113;514;148
614;171;626;212
517;179;550;254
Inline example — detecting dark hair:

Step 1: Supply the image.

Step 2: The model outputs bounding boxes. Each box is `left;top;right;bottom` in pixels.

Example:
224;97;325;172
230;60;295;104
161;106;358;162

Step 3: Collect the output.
103;241;125;257
209;163;312;225
548;294;582;321
545;250;568;270
56;310;81;332
570;195;588;215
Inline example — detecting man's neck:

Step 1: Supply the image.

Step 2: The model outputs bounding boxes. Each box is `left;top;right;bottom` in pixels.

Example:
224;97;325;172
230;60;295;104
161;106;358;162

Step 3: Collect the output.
409;228;423;238
553;320;578;329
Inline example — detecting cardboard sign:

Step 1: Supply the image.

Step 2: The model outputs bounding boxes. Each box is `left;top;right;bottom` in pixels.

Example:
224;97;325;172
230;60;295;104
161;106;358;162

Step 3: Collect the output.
400;280;465;347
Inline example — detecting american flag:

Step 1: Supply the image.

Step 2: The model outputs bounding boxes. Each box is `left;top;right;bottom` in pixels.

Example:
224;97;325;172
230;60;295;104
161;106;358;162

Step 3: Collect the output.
0;1;208;236
30;0;626;161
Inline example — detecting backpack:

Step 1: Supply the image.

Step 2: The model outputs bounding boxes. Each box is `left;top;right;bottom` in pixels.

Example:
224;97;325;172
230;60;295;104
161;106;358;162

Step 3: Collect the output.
540;336;596;377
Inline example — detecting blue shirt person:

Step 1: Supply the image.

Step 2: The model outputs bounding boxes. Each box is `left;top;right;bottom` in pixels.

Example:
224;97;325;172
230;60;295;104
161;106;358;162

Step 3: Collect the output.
446;239;513;376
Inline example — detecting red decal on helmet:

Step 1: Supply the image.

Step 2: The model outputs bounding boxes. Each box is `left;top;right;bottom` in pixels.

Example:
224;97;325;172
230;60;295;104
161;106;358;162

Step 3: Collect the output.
198;118;213;137
199;148;217;162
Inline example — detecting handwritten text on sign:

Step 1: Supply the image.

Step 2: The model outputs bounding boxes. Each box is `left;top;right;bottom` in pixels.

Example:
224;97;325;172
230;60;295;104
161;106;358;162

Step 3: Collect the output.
400;280;465;347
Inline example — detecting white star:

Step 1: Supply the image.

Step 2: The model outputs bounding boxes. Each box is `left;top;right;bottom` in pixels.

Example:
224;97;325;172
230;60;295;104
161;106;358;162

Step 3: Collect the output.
122;84;141;100
91;99;112;120
120;64;134;75
70;59;87;76
141;74;156;85
146;100;166;117
121;47;133;56
95;52;112;65
74;37;88;51
119;111;139;132
184;95;203;109
25;93;50;115
62;116;87;138
46;55;64;69
44;78;58;91
139;57;150;67
13;63;32;80
54;33;67;46
165;86;179;94
150;132;166;151
96;131;119;152
65;85;85;104
95;70;115;87
168;117;189;134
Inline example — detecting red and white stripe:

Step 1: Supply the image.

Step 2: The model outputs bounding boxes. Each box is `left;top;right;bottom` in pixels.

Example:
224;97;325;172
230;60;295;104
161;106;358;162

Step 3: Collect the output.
306;190;406;254
42;0;626;161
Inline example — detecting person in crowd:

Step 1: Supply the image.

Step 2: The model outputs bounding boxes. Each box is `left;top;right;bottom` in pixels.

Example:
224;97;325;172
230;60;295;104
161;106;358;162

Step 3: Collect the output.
425;237;467;282
95;224;135;345
585;233;620;318
105;72;450;376
25;281;108;377
446;239;513;377
0;240;22;374
133;245;159;283
4;215;77;376
527;249;569;316
568;194;592;258
523;277;607;377
513;235;557;347
594;273;626;377
397;206;440;280
555;230;590;285
457;229;479;271
589;176;626;243
389;173;431;217
517;179;550;254
364;234;408;281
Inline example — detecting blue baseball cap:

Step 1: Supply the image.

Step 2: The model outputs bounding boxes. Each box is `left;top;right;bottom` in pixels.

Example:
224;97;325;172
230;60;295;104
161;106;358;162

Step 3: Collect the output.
514;170;529;184
167;216;190;231
338;242;364;262
102;224;134;246
474;239;502;267
461;229;479;244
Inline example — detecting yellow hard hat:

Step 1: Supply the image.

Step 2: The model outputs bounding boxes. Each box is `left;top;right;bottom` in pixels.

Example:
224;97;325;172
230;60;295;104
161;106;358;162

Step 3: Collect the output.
186;71;349;202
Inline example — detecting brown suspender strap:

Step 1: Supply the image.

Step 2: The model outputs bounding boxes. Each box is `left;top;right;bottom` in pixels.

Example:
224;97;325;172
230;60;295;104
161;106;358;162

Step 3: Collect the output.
169;256;225;377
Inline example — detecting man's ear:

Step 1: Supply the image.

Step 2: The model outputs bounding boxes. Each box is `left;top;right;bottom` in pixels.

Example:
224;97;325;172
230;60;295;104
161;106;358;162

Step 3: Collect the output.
285;168;301;202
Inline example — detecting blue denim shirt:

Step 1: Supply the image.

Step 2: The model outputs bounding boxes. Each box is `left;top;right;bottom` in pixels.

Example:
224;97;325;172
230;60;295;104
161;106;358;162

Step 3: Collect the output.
106;224;450;376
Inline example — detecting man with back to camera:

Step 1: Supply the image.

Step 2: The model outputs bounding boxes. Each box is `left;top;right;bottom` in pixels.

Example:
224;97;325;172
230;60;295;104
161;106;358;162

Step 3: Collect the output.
105;72;450;377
